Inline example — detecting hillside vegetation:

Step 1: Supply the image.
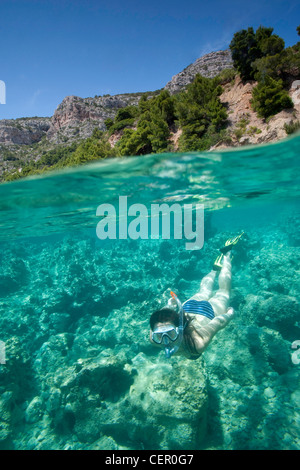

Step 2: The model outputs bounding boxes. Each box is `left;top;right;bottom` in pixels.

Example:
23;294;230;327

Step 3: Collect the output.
3;25;300;182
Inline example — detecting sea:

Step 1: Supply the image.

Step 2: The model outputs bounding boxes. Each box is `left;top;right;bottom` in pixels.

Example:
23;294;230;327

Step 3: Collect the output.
0;134;299;451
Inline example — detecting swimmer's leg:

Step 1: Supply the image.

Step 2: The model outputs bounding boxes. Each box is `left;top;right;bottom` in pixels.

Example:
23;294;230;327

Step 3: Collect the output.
209;253;232;315
190;270;217;301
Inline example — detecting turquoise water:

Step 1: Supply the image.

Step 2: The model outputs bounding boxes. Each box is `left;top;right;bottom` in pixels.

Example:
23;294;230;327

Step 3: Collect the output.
0;135;299;450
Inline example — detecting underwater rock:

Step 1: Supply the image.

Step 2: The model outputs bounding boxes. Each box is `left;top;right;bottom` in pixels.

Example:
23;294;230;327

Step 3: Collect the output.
33;334;74;390
25;397;43;424
73;356;134;401
249;246;300;298
48;312;71;333
233;324;292;376
1;337;33;398
284;213;300;247
0;338;34;445
0;393;13;442
281;369;300;393
240;292;300;341
125;353;208;449
263;387;276;399
1;230;299;450
257;295;299;337
0;255;29;296
290;390;300;408
40;351;208;449
259;327;292;375
44;355;136;442
45;387;62;414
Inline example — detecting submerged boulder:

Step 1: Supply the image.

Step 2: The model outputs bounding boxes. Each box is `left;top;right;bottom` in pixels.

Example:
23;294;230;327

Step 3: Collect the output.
41;351;208;449
126;353;208;449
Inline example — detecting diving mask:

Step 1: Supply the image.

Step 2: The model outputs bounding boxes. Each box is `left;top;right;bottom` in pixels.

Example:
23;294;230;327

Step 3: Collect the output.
152;325;179;345
163;291;185;358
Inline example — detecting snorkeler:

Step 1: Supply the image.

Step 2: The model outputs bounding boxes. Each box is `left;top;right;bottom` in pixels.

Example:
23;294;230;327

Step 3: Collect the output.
149;233;244;359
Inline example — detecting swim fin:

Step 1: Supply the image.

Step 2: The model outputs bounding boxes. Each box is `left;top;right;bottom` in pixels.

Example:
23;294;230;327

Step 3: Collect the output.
220;232;244;254
213;253;224;271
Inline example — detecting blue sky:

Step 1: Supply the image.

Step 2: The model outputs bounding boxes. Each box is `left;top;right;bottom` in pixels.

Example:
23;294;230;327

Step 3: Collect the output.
1;0;300;119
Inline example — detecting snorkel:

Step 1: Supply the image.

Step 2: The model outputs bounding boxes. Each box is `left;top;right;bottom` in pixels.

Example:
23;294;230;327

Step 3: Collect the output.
164;291;185;358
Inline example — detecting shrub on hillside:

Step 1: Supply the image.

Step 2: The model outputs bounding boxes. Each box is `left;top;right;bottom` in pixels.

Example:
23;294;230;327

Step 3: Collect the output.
251;76;293;118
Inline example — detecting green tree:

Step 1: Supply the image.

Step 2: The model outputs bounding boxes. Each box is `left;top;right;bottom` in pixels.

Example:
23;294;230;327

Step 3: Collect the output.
254;25;274;44
251;75;293;118
64;135;116;165
230;26;285;81
175;74;227;151
259;34;285;56
252;53;285;81
92;128;105;139
104;118;114;130
138;94;151;114
116;90;175;156
114;106;138;122
106;105;140;135
150;90;175;125
148;114;170;153
229;27;261;80
116;128;138;156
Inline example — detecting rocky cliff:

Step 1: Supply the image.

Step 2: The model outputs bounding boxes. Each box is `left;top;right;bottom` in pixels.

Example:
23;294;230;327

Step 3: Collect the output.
0;93;146;149
0;49;299;178
164;49;233;94
0;50;233;149
216;76;300;148
0;117;51;145
47;93;145;144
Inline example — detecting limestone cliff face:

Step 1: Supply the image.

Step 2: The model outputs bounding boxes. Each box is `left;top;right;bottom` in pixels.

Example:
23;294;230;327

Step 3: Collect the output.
47;93;142;143
0;93;144;148
0;118;51;145
0;50;233;148
0;49;299;156
213;76;300;149
164;49;233;94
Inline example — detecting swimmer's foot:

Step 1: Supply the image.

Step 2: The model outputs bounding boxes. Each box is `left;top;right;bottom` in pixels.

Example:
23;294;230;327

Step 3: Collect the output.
220;232;244;254
213;253;224;271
